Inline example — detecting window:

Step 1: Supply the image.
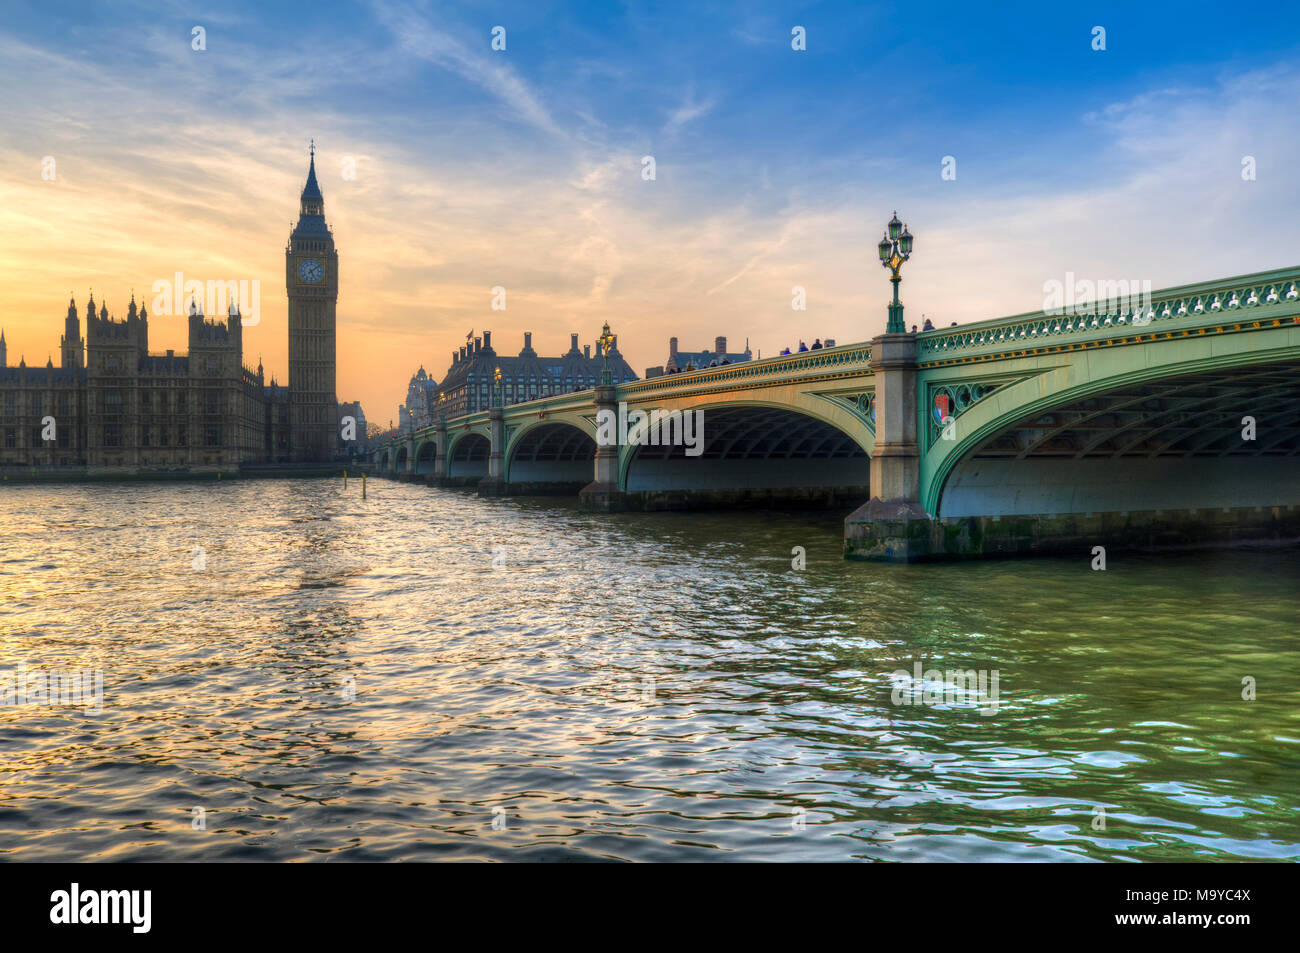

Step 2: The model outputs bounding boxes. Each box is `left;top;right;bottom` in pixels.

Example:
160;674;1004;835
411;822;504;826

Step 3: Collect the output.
31;394;42;416
103;424;121;447
103;391;123;413
106;356;119;373
205;390;221;414
177;426;187;447
205;425;221;447
4;428;15;448
3;394;14;415
58;394;71;417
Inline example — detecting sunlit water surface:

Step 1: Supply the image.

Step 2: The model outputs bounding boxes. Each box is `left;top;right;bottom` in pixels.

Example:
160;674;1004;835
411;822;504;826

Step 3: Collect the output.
1;479;1297;861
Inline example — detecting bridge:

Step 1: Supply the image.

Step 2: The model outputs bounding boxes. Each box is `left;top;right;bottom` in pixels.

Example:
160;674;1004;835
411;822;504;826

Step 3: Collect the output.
377;266;1300;560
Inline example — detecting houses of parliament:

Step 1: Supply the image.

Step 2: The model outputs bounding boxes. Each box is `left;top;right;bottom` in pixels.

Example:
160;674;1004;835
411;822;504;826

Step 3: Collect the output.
0;149;363;473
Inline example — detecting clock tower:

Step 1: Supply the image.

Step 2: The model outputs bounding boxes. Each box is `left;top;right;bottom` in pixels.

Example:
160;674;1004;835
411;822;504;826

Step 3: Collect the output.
286;142;339;462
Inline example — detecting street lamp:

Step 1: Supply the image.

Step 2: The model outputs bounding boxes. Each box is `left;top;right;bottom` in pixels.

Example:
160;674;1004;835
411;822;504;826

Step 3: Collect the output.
493;366;503;407
878;211;915;334
438;392;447;427
598;321;614;386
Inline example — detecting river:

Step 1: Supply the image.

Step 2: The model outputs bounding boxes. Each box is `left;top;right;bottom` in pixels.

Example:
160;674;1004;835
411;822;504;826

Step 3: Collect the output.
1;478;1297;861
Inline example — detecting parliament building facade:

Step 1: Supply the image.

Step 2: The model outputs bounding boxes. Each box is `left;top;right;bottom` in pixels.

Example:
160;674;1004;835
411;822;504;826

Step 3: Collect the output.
0;151;360;473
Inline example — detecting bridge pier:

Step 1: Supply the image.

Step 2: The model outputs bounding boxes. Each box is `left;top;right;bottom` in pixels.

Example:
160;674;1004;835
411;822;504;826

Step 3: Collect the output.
478;405;508;497
579;383;627;511
430;421;448;484
845;332;932;559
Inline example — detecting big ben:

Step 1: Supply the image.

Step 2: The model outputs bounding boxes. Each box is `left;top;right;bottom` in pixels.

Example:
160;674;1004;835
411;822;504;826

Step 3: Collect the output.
286;142;338;462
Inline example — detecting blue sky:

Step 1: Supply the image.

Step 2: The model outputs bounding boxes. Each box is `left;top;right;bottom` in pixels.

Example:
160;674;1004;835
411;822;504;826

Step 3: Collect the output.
1;0;1298;420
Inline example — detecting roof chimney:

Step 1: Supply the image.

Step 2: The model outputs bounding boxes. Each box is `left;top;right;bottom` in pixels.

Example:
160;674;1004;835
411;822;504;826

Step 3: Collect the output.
583;344;590;359
669;337;678;358
524;331;532;351
715;336;726;356
483;330;492;350
570;332;579;353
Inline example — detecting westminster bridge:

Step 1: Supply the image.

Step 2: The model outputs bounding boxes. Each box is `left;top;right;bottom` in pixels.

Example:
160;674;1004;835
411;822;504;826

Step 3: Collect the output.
377;266;1300;560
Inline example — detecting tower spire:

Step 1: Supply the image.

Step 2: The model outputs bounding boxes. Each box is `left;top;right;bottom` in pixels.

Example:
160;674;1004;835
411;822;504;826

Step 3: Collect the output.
300;141;323;210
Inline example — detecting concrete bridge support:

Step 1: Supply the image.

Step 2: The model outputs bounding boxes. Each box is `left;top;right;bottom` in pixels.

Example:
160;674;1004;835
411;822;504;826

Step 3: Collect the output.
845;332;932;558
579;384;626;510
478;406;508;496
432;421;448;483
401;437;415;480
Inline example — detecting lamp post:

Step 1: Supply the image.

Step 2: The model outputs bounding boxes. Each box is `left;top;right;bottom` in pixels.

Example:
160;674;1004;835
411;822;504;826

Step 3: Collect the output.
438;392;447;427
598;322;615;386
493;367;503;407
877;211;914;334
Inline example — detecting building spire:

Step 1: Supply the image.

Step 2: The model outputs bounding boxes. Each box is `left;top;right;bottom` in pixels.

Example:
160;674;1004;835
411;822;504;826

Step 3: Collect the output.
300;140;323;206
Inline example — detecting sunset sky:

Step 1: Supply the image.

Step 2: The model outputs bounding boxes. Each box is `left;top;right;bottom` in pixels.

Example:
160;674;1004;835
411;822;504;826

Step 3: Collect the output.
1;0;1298;423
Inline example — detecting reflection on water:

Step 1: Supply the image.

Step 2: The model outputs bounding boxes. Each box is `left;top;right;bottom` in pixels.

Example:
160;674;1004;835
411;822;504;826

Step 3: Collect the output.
1;479;1298;861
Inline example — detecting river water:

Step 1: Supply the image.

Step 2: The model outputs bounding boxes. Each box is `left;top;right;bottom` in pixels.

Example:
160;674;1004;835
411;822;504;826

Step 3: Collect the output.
1;478;1297;861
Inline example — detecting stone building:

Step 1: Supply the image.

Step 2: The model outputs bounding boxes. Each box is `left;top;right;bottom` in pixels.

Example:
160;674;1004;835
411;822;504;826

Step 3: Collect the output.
646;335;752;377
399;367;439;431
0;149;362;474
434;330;636;418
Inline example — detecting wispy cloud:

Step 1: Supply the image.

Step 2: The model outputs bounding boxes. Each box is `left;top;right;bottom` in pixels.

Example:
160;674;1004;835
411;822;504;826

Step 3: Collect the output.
664;88;717;133
368;0;565;138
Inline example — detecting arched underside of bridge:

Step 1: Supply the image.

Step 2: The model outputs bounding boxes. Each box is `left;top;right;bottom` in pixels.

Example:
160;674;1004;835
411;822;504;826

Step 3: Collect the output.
393;446;408;471
415;440;437;475
447;433;489;480
378;450;390;470
507;423;595;488
622;406;869;509
938;360;1300;518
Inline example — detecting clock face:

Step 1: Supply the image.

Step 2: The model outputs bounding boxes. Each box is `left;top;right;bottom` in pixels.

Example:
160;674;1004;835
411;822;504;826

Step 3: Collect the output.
298;258;323;283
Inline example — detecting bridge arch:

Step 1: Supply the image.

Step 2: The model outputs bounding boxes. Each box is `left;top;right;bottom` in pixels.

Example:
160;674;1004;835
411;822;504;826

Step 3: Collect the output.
926;344;1300;517
378;449;390;470
446;431;490;480
393;445;408;471
414;438;438;475
505;418;597;487
618;399;870;503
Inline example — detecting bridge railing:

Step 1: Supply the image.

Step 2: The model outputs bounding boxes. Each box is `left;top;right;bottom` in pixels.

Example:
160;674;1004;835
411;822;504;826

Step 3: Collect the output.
917;267;1300;359
620;342;874;399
